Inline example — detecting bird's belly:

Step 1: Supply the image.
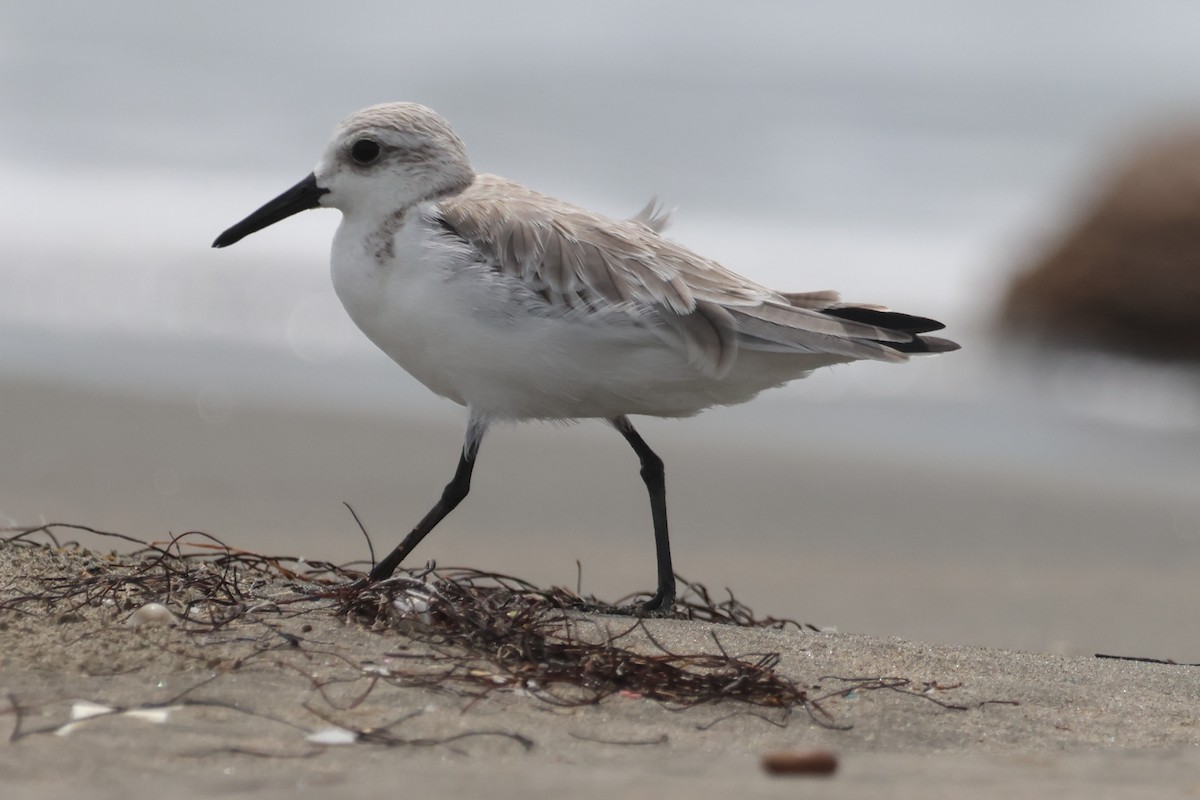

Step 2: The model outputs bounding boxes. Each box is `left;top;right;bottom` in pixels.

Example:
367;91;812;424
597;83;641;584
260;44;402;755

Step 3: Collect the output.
336;272;686;417
331;247;831;420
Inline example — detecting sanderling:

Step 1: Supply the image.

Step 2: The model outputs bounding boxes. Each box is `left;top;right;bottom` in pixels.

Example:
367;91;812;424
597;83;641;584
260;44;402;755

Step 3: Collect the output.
213;102;957;612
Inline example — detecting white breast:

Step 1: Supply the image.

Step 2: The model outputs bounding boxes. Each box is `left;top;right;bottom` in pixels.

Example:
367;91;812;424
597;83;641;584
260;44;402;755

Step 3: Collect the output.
331;208;482;406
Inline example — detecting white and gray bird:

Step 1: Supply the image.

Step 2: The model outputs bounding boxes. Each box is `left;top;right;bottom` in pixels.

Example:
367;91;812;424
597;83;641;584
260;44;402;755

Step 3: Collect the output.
213;102;958;612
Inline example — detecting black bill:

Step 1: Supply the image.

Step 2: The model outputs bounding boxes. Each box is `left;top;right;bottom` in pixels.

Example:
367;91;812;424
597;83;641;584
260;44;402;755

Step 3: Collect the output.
212;173;329;248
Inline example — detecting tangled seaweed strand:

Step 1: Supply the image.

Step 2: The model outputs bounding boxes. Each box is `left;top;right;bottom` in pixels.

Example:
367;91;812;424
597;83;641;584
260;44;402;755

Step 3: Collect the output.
2;524;819;716
338;567;811;710
1;524;347;629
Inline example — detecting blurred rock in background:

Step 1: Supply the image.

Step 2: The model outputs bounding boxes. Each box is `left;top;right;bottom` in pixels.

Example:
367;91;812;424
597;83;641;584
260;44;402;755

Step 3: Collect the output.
1001;126;1200;361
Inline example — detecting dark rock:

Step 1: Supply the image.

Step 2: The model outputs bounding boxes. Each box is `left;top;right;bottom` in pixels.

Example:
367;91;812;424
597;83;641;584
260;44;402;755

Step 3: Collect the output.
1001;129;1200;360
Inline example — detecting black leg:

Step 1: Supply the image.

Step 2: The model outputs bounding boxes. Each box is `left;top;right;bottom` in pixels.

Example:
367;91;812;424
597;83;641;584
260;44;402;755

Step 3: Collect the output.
369;419;485;582
611;416;675;613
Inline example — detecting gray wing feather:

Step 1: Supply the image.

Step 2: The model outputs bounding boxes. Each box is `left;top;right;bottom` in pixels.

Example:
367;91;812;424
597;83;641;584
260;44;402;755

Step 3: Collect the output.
630;196;672;233
437;175;922;376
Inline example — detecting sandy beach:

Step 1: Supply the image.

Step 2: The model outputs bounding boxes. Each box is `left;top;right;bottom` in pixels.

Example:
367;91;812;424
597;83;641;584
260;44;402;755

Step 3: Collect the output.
4;530;1200;800
2;372;1199;798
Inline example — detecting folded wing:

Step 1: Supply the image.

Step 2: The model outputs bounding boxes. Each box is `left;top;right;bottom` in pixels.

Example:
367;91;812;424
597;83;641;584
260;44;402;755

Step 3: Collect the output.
437;175;958;377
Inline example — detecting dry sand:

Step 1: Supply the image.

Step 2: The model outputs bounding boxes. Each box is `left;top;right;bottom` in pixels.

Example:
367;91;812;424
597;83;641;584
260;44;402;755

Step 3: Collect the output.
2;537;1199;800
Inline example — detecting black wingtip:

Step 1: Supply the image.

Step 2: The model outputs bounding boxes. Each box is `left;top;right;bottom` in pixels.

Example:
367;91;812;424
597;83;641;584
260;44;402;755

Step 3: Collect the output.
820;305;959;354
894;334;960;354
821;306;947;335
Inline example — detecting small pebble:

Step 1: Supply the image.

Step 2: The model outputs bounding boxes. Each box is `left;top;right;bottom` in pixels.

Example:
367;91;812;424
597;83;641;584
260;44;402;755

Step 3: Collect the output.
761;749;838;776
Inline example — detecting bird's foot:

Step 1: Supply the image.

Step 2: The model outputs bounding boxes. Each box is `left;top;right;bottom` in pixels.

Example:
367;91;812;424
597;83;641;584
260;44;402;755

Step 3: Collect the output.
637;589;676;617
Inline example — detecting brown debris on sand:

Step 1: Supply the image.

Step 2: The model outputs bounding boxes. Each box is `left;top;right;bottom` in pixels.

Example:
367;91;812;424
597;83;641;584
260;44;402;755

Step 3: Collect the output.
0;522;1007;737
1;524;822;716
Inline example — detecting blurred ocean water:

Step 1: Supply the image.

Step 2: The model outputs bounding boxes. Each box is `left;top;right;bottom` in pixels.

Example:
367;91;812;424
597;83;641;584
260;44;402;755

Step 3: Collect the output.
2;0;1200;433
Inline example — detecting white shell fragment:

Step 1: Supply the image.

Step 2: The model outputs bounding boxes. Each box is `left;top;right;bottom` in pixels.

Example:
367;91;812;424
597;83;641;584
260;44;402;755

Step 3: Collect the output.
56;701;178;736
392;590;433;624
70;700;115;721
124;706;177;723
306;726;358;745
361;664;392;677
125;602;175;628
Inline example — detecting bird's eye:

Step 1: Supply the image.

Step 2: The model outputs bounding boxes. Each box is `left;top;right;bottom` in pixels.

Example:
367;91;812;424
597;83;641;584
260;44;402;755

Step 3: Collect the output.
350;138;381;165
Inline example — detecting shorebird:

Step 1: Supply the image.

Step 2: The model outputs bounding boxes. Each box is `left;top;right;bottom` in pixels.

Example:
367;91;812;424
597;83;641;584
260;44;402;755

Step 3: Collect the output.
213;102;957;612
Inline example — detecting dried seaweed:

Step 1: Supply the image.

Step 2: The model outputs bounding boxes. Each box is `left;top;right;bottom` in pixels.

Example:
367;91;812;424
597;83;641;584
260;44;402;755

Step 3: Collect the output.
1;523;815;714
2;522;1005;735
333;570;813;710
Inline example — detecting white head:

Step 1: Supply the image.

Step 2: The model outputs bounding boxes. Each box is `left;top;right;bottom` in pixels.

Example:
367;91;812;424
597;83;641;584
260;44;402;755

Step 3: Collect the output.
317;103;474;215
213;102;474;248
